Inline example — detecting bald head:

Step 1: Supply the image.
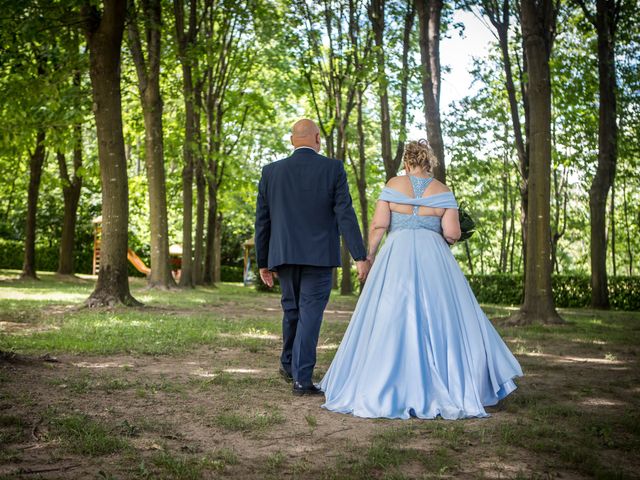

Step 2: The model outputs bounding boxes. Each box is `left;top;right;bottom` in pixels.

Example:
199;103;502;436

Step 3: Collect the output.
290;118;321;152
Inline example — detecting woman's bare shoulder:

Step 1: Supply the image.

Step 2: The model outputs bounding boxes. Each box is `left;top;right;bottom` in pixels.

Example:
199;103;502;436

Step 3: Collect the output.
386;176;409;188
428;178;451;194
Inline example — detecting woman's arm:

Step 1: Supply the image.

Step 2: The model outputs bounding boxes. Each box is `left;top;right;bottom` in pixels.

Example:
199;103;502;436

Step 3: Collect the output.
368;200;391;261
441;208;461;245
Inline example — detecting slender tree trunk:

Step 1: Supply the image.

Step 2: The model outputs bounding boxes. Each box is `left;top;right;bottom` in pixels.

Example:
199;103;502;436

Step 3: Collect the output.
193;85;206;284
352;87;369;252
174;0;197;288
21;130;46;280
203;181;217;285
416;0;445;182
609;179;616;276
478;0;530;280
575;0;619;308
368;0;393;181
499;134;509;272
56;132;83;275
128;0;175;289
465;240;474;275
83;0;139;306
337;127;353;296
622;176;632;275
392;0;416;174
214;212;222;283
508;180;516;273
508;0;562;325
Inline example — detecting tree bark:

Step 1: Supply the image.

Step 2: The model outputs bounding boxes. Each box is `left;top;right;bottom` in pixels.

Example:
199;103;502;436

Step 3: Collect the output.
477;0;531;281
174;0;198;288
21;130;46;280
622;176;632;275
416;0;445;182
368;0;393;181
349;87;369;252
609;179;616;276
83;0;139;306
583;0;618;308
392;0;416;175
193;85;206;284
128;0;175;289
507;0;562;325
56;133;82;276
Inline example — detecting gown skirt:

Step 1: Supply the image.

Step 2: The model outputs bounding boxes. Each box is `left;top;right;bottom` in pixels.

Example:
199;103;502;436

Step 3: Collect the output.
319;227;523;419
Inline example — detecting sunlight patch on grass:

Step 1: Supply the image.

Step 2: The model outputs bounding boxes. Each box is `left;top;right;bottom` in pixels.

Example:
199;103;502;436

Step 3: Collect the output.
580;397;627;407
518;351;625;364
222;368;261;374
72;361;134;369
0;291;87;302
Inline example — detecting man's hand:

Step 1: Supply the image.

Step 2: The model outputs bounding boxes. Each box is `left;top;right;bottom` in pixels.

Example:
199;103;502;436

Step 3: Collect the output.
355;260;370;283
259;268;274;288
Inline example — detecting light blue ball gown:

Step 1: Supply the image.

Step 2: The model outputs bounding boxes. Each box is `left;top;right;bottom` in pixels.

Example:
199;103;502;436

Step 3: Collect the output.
320;176;523;419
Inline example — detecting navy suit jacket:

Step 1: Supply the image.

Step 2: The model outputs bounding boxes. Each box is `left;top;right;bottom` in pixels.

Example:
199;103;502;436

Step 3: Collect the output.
255;147;367;271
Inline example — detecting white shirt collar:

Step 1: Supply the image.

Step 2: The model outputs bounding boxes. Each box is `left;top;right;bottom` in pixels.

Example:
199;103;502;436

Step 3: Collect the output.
294;146;316;151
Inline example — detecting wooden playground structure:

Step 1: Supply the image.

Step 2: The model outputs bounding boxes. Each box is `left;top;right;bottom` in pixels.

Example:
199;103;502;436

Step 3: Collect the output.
92;217;182;278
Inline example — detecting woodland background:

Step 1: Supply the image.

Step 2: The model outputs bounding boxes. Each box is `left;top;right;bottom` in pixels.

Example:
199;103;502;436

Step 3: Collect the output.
0;0;638;313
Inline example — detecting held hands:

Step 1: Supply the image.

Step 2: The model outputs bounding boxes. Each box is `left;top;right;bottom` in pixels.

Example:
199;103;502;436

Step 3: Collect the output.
259;268;275;288
356;260;371;283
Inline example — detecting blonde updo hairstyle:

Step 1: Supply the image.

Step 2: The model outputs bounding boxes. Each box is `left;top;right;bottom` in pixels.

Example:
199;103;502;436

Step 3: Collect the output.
403;139;438;175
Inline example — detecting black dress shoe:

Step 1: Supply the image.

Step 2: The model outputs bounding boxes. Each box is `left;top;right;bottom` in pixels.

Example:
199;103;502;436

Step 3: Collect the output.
292;382;323;396
279;366;293;383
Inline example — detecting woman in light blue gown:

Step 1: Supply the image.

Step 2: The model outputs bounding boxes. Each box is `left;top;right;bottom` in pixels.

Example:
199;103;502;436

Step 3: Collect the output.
320;139;523;420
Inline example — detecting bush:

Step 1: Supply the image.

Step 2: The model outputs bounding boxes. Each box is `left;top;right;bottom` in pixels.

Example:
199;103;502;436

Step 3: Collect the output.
220;265;243;282
0;238;92;274
465;274;640;311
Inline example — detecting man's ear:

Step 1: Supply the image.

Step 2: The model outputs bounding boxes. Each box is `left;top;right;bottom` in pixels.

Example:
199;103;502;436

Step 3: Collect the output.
290;136;294;146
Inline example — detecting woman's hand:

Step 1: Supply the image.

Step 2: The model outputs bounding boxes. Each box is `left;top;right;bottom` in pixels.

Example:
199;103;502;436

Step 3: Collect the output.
367;253;376;266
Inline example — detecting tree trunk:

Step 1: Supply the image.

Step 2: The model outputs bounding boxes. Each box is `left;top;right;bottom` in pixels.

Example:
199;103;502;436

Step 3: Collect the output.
351;87;369;252
56;136;82;276
392;0;416;175
368;0;393;181
465;240;474;275
499;136;509;272
203;182;217;285
622;176;632;275
194;85;206;284
337;123;353;296
507;0;562;325
478;0;530;281
83;0;139;306
128;0;175;289
609;179;616;276
21;130;46;280
416;0;445;182
583;0;618;309
214;212;222;283
174;0;197;288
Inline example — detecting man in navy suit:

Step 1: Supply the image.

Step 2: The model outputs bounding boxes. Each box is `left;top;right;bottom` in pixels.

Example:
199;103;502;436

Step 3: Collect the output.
255;119;370;396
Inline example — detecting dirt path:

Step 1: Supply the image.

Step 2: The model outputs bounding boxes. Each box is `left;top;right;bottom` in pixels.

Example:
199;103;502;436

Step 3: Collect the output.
1;296;639;478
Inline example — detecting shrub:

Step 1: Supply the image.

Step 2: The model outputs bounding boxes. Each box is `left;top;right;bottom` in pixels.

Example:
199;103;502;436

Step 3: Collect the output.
465;274;640;311
220;265;243;282
0;238;92;274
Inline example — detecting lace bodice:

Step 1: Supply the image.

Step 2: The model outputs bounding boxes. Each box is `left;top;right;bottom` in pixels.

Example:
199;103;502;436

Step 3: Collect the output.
378;175;458;233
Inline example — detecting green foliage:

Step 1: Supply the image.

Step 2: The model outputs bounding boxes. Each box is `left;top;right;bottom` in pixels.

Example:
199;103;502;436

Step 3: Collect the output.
0;238;92;274
466;274;640;311
220;265;243;282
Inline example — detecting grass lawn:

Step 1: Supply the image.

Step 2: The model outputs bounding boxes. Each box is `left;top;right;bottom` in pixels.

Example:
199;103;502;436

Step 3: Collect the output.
0;269;639;479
